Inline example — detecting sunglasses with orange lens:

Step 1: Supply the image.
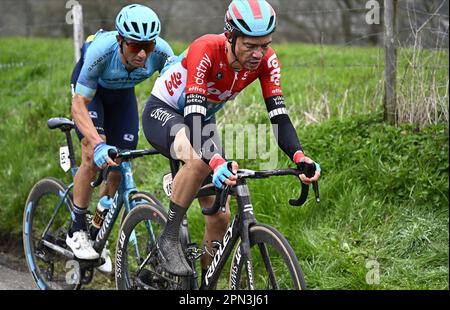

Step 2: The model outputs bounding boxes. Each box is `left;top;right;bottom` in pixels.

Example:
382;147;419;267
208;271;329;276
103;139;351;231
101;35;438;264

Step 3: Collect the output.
124;39;156;54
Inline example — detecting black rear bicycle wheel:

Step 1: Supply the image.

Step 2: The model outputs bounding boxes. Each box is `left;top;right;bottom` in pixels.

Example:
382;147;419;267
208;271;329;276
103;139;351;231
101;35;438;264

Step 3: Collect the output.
115;203;168;290
229;223;306;290
23;177;80;290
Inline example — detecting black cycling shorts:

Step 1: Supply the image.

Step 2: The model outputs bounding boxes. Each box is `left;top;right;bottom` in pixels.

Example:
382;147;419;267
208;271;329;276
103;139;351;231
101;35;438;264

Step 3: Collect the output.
142;95;224;161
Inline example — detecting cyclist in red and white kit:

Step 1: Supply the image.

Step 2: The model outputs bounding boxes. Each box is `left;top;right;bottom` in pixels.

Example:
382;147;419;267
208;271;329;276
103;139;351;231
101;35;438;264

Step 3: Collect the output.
142;0;321;281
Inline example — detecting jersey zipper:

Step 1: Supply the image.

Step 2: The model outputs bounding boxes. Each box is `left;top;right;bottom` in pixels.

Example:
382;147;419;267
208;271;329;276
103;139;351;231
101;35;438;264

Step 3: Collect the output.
228;71;239;93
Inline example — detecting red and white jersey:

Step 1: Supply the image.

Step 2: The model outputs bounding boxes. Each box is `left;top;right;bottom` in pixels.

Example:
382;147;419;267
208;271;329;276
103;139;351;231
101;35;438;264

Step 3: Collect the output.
151;34;283;118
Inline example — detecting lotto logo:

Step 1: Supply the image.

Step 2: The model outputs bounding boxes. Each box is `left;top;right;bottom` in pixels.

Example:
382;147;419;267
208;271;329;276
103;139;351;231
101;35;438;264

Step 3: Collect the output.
165;71;183;96
267;54;281;86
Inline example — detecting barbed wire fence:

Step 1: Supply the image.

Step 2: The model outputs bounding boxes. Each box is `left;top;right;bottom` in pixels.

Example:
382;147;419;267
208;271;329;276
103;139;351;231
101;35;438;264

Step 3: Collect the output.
0;0;448;128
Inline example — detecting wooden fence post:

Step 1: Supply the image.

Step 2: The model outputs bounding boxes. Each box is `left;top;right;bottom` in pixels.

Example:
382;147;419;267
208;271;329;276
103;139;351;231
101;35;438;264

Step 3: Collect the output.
384;0;398;125
73;4;84;63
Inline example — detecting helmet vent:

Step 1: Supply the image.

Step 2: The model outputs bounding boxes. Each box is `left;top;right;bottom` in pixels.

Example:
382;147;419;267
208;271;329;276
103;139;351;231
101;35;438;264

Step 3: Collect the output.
131;22;139;33
129;34;140;40
142;22;148;35
236;19;251;32
267;16;275;30
123;22;130;33
150;21;156;33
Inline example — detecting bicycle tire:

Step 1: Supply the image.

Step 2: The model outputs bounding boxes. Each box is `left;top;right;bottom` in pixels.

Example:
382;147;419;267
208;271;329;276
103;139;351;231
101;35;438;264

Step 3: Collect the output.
23;177;81;290
115;203;168;290
129;191;164;208
119;191;165;225
229;223;306;290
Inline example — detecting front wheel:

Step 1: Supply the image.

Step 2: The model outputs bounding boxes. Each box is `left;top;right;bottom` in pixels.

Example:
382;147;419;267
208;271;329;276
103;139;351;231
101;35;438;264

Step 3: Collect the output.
23;177;80;290
229;224;306;290
115;203;168;290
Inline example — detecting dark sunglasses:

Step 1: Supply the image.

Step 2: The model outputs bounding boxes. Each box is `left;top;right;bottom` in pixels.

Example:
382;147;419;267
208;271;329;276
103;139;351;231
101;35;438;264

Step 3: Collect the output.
124;39;156;54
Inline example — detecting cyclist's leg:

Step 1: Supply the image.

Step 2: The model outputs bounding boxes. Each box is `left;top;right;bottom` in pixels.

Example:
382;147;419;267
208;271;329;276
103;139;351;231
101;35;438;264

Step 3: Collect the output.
101;86;139;197
72;94;105;209
195;116;231;283
67;42;104;260
70;40;103;212
68;93;105;259
142;96;211;276
198;195;231;264
142;96;211;207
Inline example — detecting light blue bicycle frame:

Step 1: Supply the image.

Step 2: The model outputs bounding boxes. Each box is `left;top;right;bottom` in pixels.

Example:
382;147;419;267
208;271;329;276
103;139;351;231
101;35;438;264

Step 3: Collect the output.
41;160;156;263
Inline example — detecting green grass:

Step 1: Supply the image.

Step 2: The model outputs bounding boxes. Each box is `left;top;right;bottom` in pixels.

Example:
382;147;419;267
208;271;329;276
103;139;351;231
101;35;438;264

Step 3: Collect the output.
0;38;448;289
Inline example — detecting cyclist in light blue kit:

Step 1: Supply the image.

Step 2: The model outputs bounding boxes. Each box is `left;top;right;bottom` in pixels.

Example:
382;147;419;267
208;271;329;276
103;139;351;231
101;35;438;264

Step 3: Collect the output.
67;4;174;273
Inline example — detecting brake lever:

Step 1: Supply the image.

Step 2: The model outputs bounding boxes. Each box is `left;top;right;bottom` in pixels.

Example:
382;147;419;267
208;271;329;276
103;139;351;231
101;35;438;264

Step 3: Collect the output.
202;185;230;216
312;181;320;203
90;148;119;188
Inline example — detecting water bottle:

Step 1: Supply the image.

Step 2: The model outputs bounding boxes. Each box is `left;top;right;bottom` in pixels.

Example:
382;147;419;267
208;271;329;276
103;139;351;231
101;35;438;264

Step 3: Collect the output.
89;195;113;239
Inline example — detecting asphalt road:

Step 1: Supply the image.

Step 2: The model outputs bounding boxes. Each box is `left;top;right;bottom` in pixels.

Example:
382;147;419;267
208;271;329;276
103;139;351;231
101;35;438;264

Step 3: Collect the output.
0;263;36;290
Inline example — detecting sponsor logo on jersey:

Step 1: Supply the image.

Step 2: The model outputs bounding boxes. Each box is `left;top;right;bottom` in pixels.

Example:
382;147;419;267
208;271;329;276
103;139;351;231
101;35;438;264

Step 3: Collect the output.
150;107;175;126
187;85;207;95
267;54;281;86
195;53;212;86
241;71;250;81
87;50;114;72
273;95;284;106
123;134;135;142
271;88;282;95
207;82;238;101
165;71;183;96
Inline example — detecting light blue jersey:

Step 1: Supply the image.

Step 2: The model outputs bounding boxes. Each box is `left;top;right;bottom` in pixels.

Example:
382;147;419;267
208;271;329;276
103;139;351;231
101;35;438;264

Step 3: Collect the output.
75;30;174;100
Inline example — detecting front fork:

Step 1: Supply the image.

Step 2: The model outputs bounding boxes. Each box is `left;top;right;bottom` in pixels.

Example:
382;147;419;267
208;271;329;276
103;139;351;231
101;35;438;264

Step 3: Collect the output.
235;180;256;290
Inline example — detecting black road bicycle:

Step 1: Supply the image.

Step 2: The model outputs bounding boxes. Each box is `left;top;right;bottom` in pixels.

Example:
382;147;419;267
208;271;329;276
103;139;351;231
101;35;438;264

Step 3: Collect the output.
23;117;164;289
116;159;320;290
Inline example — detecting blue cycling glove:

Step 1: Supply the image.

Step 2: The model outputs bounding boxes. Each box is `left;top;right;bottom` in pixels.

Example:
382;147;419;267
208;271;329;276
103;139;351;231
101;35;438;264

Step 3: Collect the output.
294;150;321;177
212;161;233;189
93;142;117;168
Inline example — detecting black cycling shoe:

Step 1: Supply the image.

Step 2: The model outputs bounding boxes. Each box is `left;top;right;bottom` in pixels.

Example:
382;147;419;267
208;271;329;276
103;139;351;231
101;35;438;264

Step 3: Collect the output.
156;236;193;277
137;268;153;285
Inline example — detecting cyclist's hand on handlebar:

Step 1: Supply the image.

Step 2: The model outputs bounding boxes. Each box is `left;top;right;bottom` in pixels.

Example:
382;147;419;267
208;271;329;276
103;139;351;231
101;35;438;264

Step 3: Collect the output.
212;161;238;189
297;159;321;185
93;142;118;169
294;152;321;185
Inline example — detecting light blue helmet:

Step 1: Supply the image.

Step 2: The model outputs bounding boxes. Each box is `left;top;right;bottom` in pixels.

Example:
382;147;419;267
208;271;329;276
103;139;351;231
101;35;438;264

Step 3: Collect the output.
115;4;161;41
225;0;277;37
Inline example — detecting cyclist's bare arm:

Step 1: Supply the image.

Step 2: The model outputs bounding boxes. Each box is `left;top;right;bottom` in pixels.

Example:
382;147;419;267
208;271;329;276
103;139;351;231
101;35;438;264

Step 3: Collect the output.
71;94;104;149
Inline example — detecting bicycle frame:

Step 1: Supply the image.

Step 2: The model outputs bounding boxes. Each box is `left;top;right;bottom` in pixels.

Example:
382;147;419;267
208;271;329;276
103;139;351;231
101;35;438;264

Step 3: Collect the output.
201;178;257;290
38;159;146;262
91;160;147;254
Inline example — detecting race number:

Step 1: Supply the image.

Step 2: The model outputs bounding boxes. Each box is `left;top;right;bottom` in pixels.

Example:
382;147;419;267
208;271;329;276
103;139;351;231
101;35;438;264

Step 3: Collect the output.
59;146;70;172
162;173;173;197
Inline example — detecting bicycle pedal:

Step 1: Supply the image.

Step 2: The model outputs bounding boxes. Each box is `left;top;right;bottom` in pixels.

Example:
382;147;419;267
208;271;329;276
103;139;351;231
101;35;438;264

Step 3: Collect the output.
80;267;94;285
186;242;204;260
78;257;104;267
143;267;181;290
